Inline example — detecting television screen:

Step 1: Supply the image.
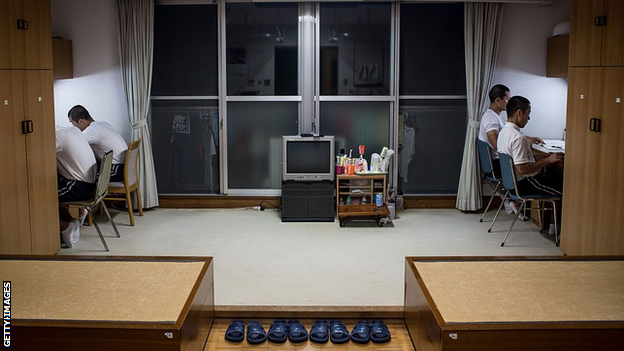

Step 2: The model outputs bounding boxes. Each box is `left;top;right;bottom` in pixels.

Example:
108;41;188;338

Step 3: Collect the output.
287;141;331;174
282;135;334;181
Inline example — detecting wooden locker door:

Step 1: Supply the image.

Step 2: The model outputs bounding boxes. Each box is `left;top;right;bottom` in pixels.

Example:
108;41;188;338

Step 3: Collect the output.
569;0;604;67
0;0;24;69
23;70;59;254
602;0;624;66
21;0;52;69
593;68;624;254
561;68;604;254
0;71;32;254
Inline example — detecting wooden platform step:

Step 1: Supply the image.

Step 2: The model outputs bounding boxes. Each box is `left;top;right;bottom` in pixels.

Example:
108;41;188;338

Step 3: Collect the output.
204;318;414;350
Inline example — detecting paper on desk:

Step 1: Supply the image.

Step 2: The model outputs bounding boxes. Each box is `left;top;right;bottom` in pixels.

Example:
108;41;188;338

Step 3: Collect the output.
533;139;565;153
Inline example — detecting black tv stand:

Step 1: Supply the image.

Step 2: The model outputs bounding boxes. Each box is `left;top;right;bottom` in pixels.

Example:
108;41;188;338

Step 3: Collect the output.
281;180;334;222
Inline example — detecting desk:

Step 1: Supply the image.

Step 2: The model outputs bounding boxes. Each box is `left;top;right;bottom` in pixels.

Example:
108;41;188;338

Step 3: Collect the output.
404;256;624;351
530;140;565;229
2;255;214;351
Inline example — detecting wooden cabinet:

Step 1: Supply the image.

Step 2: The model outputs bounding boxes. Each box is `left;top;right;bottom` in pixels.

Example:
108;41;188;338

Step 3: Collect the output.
561;67;624;255
546;35;569;78
52;37;73;79
569;0;624;67
0;0;58;254
336;174;390;227
0;0;52;70
0;70;59;254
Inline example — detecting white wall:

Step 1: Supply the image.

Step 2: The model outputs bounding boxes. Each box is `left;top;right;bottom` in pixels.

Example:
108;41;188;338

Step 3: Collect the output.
51;0;130;142
494;0;571;140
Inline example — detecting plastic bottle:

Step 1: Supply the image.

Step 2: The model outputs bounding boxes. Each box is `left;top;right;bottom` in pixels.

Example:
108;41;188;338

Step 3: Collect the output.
375;193;383;207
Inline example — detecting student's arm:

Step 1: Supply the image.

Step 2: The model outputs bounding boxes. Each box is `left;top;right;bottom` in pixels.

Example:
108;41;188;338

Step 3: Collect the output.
515;153;563;176
486;130;499;150
526;136;545;144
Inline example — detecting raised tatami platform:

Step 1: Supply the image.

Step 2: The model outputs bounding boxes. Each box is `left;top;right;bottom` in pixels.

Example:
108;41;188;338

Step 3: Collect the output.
2;255;214;351
405;256;624;351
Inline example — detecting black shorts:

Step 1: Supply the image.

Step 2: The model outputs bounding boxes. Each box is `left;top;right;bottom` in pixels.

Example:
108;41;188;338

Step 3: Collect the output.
96;160;124;183
110;163;125;182
58;175;96;202
516;171;563;197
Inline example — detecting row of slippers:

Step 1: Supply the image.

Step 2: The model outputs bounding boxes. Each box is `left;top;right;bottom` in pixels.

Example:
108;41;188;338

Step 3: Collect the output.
224;319;391;344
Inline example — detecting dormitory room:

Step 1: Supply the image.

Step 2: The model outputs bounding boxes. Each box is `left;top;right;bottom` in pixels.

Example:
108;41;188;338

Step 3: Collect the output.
1;0;623;349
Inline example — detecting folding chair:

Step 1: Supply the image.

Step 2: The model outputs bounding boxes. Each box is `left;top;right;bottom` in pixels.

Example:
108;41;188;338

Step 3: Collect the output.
477;140;509;225
497;152;561;246
60;151;120;251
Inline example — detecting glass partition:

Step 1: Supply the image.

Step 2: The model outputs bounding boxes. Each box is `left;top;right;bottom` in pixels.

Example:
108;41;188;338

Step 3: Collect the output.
319;101;390;159
398;99;467;194
151;100;220;194
319;3;391;96
227;102;299;189
226;3;299;96
399;3;465;96
152;5;218;96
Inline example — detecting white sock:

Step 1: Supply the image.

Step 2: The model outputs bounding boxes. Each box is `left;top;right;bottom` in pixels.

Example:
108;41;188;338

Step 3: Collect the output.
71;219;81;244
61;222;75;248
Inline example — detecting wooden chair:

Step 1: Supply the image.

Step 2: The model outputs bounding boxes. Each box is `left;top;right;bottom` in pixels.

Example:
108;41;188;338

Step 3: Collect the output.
60;151;120;251
104;138;144;226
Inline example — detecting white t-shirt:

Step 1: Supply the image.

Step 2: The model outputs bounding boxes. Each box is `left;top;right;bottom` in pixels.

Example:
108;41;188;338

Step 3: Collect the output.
56;125;97;183
497;122;538;180
82;120;128;164
478;109;506;159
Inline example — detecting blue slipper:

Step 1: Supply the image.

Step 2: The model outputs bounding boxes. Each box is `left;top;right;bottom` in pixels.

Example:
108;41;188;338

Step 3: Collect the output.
267;319;288;343
287;319;308;343
246;321;267;344
224;319;244;342
309;319;329;343
329;319;350;344
370;320;391;343
350;320;371;344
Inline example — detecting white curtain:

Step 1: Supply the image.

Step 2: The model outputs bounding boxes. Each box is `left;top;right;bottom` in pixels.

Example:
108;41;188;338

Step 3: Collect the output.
456;3;504;211
116;0;159;209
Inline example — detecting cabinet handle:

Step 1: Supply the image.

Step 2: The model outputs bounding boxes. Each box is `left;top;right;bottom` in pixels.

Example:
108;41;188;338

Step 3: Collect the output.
593;16;607;26
22;120;34;134
17;19;29;30
589;118;601;133
589;118;595;131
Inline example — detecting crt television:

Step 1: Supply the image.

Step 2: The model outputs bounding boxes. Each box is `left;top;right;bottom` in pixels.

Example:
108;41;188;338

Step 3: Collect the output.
282;135;335;181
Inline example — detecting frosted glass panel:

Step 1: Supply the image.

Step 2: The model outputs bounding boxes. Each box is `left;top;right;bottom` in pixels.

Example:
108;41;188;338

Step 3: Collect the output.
227;102;298;189
319;102;390;159
152;5;218;96
398;100;467;194
226;3;299;96
151;100;220;194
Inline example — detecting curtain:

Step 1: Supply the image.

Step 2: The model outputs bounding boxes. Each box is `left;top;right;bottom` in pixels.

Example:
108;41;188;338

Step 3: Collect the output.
456;3;504;211
116;0;159;209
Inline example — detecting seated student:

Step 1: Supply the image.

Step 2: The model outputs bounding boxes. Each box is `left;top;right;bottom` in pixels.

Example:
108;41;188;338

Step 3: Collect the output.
56;125;98;248
497;96;563;214
479;85;545;215
68;105;128;182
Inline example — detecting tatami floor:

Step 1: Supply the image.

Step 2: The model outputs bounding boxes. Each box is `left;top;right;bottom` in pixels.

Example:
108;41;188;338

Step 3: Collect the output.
60;206;563;307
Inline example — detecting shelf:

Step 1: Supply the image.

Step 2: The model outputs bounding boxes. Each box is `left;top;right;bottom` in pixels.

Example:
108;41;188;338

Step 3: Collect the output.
336;174;389;226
